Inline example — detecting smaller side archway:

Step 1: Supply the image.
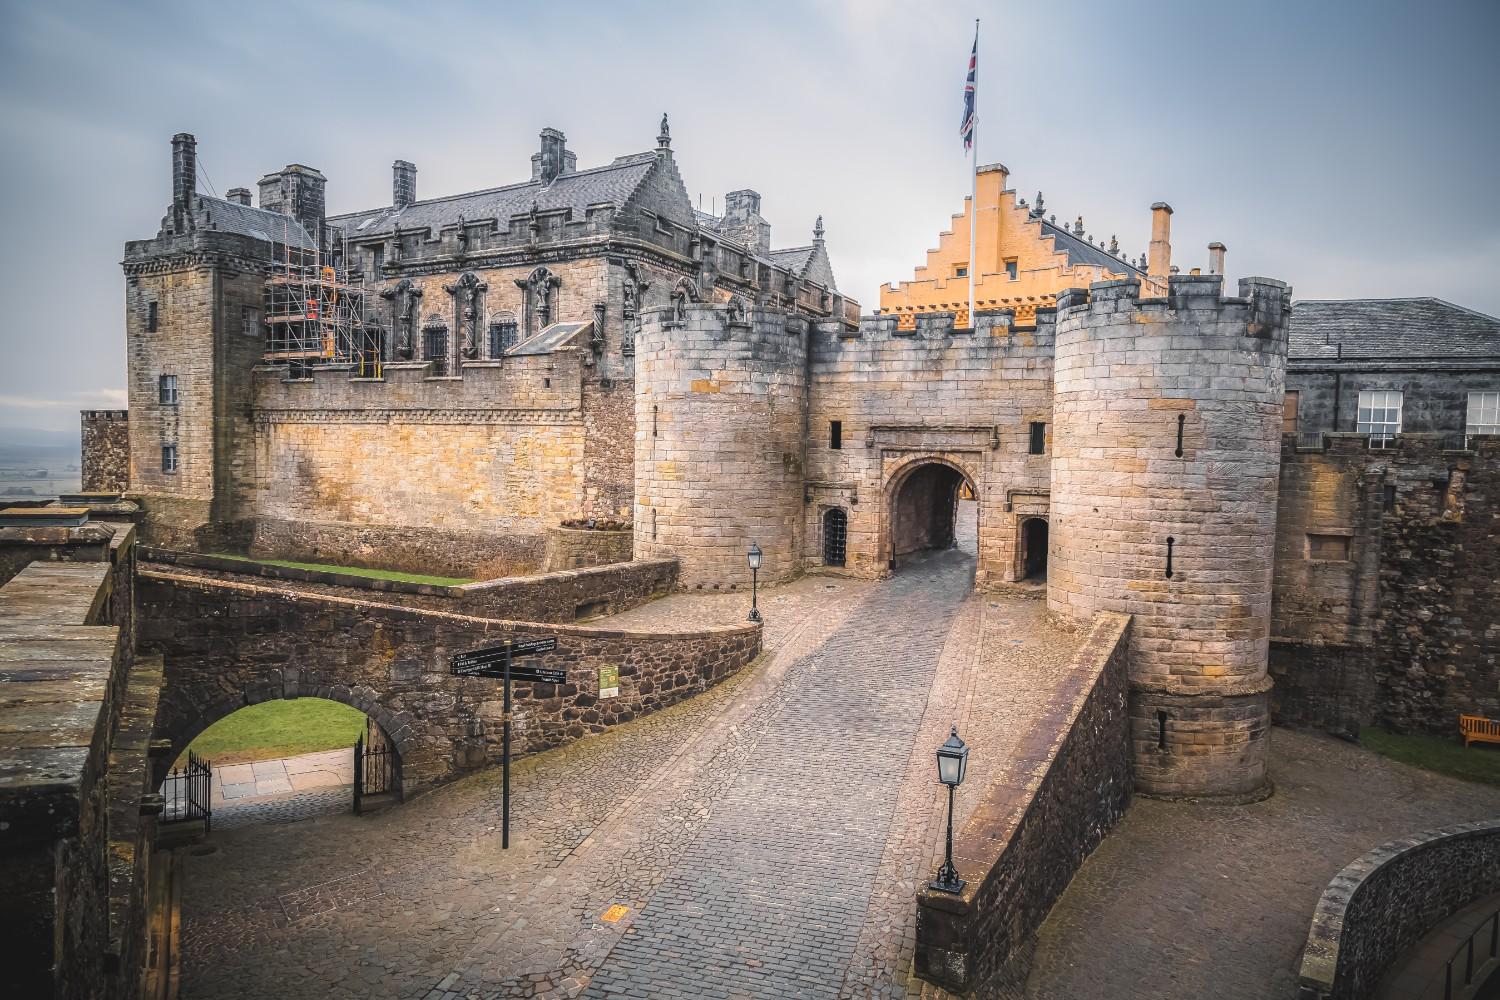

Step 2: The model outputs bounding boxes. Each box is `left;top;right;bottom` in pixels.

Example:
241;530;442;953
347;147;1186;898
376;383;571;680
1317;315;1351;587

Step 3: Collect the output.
1020;516;1049;581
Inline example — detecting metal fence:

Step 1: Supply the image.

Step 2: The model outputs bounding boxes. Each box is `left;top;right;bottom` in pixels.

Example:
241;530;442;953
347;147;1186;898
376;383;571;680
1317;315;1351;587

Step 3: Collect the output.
161;750;212;831
353;718;400;814
1445;904;1499;999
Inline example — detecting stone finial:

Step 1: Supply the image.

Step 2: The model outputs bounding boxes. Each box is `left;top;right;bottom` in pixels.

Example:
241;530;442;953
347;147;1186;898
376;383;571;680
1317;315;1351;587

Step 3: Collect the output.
657;113;671;150
1073;215;1085;236
1108;234;1119;254
1049;214;1056;224
1031;191;1045;219
813;215;825;242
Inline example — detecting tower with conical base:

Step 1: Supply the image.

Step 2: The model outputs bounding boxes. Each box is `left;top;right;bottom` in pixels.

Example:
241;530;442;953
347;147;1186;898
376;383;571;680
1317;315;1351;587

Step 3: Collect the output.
1048;274;1292;800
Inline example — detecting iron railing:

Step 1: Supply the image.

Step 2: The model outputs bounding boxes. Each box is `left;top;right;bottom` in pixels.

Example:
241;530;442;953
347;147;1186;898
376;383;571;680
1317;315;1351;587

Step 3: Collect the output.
161;750;212;832
353;718;400;814
1445;905;1500;1000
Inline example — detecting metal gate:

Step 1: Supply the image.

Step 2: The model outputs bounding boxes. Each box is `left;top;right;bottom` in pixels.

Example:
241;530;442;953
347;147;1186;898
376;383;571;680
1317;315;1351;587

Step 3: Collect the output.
823;507;848;567
161;750;212;832
353;717;400;814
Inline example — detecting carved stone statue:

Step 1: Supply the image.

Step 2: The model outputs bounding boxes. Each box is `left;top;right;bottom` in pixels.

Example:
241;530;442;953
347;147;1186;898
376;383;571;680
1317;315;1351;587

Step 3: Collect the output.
379;279;422;360
444;271;487;360
515;266;560;341
725;295;747;326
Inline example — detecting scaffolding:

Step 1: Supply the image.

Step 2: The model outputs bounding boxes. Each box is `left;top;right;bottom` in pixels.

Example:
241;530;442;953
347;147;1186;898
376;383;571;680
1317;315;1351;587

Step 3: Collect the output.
262;222;382;374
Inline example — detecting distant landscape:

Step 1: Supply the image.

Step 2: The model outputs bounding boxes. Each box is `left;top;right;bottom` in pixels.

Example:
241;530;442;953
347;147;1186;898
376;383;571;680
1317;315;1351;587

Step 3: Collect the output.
0;427;84;499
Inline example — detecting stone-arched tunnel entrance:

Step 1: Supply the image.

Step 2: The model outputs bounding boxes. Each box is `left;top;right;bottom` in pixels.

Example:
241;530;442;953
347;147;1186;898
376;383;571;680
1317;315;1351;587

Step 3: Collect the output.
887;460;978;571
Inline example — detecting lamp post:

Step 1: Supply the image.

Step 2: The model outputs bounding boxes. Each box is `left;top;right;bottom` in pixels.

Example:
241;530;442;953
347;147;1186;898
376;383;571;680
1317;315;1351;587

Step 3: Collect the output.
931;726;969;894
746;541;763;622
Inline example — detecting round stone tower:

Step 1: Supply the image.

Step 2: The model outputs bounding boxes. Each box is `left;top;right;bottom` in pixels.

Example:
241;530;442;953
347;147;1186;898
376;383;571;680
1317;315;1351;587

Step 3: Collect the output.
1048;274;1292;800
633;299;808;589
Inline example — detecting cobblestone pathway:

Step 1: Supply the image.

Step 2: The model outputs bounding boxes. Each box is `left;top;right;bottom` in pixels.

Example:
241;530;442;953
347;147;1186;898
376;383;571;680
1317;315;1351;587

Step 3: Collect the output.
1025;728;1500;1000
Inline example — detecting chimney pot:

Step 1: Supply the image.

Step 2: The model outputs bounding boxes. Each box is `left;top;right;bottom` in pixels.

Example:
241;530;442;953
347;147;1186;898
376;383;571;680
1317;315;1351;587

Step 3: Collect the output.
1148;202;1174;279
1207;241;1227;276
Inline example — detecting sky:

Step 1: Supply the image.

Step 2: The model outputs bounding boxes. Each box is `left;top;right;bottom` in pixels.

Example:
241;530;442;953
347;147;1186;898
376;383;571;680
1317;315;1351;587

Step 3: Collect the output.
1;0;1496;437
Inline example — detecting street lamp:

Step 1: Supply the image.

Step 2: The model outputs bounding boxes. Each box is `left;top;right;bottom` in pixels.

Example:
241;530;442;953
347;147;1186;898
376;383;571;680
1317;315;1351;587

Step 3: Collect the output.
930;726;969;894
746;541;763;623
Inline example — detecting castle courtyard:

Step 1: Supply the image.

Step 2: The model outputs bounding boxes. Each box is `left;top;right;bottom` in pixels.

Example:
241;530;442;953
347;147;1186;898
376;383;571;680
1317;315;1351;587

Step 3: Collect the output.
170;539;1500;999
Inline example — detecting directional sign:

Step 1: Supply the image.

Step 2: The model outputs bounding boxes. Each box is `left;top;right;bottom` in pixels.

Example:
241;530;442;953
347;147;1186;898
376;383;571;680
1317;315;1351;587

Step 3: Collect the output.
450;636;557;675
509;664;567;685
510;636;557;657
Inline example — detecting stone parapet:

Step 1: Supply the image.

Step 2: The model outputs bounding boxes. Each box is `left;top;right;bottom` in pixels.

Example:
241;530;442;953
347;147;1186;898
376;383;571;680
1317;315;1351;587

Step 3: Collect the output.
1297;819;1500;999
914;612;1132;994
541;525;634;573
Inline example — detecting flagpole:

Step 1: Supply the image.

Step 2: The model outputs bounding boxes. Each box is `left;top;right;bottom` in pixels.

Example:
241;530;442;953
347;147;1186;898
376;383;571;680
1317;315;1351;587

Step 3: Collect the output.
968;18;978;330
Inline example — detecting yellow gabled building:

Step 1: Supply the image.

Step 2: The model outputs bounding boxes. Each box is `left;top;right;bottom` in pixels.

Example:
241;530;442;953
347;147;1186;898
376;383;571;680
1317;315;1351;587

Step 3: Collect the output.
879;163;1179;327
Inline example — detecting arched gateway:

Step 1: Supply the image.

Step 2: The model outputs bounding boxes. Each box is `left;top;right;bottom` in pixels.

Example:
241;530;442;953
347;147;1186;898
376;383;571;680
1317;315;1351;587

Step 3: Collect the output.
884;457;979;572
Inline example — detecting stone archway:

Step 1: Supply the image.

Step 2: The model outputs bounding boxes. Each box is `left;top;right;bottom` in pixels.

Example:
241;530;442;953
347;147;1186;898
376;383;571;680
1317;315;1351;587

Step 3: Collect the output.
1021;516;1049;581
883;457;979;572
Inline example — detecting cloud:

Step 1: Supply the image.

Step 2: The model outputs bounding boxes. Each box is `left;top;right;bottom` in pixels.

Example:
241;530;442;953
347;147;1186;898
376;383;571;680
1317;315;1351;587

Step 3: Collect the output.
0;388;127;410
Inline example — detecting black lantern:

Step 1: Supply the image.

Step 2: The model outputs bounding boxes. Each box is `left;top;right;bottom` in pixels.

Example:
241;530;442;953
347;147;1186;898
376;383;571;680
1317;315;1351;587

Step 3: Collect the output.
931;726;969;893
746;542;763;622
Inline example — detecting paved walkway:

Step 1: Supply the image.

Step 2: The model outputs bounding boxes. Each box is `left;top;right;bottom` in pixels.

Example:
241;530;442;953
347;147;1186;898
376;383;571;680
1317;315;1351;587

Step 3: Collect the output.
1025;728;1500;999
177;527;1090;1000
214;747;353;804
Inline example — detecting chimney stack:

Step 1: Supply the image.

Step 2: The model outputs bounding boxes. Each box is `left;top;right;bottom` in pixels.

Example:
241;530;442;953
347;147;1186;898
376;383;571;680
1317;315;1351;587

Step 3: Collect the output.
258;164;327;245
1147;202;1173;279
531;128;575;185
393;160;417;208
1207;241;1227;276
226;187;252;206
171;132;196;231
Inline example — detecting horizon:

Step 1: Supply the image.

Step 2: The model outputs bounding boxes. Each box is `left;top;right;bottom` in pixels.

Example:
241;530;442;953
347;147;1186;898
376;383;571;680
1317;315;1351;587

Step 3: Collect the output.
2;0;1497;434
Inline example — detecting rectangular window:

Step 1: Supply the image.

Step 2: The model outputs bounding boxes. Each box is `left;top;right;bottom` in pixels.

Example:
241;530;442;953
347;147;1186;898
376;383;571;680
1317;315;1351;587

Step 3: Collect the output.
1029;421;1046;455
146;300;159;332
158;374;178;405
161;444;178;474
242;305;260;339
371;246;384;276
1356;390;1402;445
1005;258;1018;281
489;321;518;358
1467;391;1500;444
954;265;968;278
1306;533;1351;561
1282;391;1299;434
830;420;842;450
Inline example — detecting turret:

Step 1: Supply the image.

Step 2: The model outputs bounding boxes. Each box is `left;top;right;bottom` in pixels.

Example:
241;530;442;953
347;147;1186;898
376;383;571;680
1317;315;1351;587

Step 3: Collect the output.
1049;273;1293;800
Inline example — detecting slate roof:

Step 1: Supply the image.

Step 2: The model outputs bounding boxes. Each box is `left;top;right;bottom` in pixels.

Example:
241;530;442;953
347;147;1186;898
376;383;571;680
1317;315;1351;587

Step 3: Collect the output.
1039;219;1142;275
770;245;815;275
1289;298;1500;360
195;195;316;248
326;154;660;239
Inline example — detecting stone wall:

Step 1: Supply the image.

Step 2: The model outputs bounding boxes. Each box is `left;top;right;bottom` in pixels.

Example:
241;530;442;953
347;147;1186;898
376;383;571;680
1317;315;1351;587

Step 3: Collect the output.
140;569;758;792
914;612;1132;995
1297;818;1500;1000
1270;434;1500;734
141;546;675;623
81;410;130;493
1049;275;1292;799
805;309;1054;585
541;525;635;573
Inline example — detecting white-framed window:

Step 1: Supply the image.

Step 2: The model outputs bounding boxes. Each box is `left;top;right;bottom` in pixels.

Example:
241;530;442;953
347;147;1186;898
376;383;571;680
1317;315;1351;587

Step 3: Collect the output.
158;374;178;405
1467;391;1500;444
1357;390;1402;445
161;444;178;473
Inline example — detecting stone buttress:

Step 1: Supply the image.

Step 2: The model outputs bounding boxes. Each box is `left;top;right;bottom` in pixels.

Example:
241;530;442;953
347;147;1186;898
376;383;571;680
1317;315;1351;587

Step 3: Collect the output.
1048;274;1292;799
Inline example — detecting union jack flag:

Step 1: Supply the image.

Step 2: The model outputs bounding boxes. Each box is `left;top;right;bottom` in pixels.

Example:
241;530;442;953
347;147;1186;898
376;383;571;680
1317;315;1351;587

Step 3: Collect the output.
960;30;977;151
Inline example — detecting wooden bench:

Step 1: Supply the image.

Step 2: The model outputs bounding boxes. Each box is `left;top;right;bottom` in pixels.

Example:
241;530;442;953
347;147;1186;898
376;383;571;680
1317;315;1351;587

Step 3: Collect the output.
1460;714;1500;747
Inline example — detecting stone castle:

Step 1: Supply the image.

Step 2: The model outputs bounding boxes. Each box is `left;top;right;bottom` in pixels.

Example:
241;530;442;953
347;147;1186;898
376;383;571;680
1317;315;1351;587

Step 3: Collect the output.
84;123;1500;805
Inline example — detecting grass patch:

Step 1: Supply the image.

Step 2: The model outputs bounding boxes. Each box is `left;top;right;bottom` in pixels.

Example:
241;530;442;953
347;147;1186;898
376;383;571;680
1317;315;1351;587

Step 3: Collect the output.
186;699;368;765
1362;727;1500;787
210;552;472;587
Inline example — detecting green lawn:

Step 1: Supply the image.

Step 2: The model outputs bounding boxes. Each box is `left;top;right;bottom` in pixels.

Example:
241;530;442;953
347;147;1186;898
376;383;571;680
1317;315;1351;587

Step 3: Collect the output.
1361;727;1500;787
210;552;472;587
186;699;368;765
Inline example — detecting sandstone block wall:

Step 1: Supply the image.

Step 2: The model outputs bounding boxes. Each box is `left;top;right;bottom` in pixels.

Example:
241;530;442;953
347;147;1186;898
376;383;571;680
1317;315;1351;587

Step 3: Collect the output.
141;569;759;792
81;410;129;493
634;302;808;588
1297;819;1500;1000
542;526;634;573
1049;274;1292;799
806;310;1054;584
914;612;1132;994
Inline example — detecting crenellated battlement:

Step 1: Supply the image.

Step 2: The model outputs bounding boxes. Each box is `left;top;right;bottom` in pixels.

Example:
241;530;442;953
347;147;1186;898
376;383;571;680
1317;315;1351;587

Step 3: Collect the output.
1054;274;1293;339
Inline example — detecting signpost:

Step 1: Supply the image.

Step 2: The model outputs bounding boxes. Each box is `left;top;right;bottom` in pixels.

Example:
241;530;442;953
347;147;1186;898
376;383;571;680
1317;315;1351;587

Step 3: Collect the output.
450;636;561;849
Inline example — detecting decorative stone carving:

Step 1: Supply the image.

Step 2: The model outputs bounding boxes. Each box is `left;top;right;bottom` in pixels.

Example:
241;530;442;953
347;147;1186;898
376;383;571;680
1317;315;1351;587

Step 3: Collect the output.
515;265;560;342
455;214;469;254
725;295;748;328
669;277;698;326
621;262;647;356
592;302;607;356
444;271;487;360
379;279;423;360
